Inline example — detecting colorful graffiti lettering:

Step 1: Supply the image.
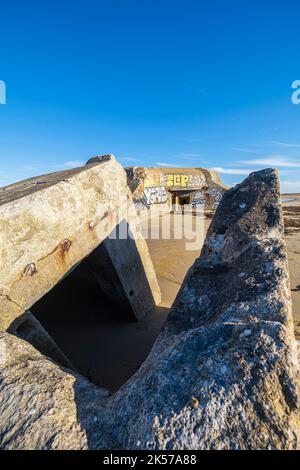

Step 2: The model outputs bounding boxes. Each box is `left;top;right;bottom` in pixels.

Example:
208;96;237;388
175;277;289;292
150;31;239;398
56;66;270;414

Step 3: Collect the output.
143;186;168;205
191;191;206;208
135;186;168;208
209;188;223;209
160;174;206;189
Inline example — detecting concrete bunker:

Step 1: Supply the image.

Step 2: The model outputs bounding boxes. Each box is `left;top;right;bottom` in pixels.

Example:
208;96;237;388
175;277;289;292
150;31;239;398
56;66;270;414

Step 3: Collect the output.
125;167;227;215
0;156;161;390
0;168;299;450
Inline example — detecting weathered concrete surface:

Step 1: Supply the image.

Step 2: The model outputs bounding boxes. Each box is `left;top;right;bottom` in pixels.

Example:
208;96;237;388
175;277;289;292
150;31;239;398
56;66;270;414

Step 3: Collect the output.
86;154;112;165
111;168;300;450
16;312;75;370
0;156;161;330
0;168;299;449
0;332;109;450
85;223;161;321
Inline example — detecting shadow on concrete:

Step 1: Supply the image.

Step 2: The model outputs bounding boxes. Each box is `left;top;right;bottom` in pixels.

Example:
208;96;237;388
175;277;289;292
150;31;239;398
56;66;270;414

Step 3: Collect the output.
30;221;168;392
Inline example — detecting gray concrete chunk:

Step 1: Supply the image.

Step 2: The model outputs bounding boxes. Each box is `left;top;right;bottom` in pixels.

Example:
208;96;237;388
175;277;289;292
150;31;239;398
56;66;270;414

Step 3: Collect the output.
0;155;161;329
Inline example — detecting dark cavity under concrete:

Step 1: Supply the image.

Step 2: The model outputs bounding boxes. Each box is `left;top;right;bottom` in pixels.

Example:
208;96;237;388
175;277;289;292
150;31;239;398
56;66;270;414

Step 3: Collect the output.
30;254;169;392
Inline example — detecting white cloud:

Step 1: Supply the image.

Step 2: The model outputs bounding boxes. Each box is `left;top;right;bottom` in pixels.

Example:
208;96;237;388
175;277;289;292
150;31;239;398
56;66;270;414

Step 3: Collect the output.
280;180;300;193
269;141;300;148
22;164;60;171
64;160;84;168
232;147;261;154
120;157;142;163
0;164;62;188
241;143;271;149
233;141;300;152
0;160;85;188
176;152;203;158
211;167;252;175
241;156;300;168
156;162;180;167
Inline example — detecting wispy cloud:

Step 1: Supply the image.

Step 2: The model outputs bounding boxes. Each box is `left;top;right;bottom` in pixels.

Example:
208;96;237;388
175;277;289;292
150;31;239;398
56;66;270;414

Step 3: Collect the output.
177;152;208;163
176;152;203;158
269;141;300;148
233;141;300;152
156;162;180;167
22;163;62;172
232;147;260;154
234;143;272;150
241;156;300;168
211;167;252;175
120;157;142;163
63;160;84;168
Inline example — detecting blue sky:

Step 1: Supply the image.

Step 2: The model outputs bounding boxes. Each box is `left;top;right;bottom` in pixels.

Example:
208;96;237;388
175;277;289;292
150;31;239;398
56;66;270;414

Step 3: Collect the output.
1;0;300;192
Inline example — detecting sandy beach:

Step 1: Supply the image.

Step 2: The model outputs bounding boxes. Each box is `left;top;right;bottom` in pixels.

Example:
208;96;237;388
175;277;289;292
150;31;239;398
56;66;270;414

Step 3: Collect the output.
148;198;300;342
282;195;300;340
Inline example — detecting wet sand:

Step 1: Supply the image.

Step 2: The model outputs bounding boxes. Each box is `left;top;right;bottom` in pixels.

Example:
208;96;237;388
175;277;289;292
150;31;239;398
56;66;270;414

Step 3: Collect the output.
282;194;300;206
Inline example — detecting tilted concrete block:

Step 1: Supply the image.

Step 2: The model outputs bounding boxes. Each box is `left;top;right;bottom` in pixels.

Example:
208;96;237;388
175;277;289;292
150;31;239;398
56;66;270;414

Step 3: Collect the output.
0;155;161;331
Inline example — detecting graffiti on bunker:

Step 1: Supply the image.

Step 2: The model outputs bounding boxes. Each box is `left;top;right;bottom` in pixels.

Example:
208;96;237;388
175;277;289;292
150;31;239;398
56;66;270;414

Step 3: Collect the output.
160;174;206;189
209;188;223;209
135;186;169;208
191;191;206;208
